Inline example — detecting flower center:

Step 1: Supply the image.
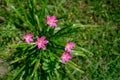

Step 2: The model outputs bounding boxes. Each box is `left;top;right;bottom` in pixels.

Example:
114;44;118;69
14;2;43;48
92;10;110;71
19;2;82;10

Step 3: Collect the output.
26;35;30;39
49;20;53;23
62;53;66;59
38;41;42;45
66;44;70;48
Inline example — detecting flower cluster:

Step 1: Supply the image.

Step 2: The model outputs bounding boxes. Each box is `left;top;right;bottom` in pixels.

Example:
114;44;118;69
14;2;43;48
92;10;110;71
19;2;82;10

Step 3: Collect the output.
23;15;75;63
23;34;49;50
61;42;75;63
23;16;57;50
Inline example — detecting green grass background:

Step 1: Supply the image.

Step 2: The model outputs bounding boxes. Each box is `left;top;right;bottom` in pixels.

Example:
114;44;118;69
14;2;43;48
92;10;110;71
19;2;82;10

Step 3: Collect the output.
0;0;120;80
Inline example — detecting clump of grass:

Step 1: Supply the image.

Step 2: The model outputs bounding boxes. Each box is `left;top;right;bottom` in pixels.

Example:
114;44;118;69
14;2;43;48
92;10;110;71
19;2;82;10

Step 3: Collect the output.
0;0;120;80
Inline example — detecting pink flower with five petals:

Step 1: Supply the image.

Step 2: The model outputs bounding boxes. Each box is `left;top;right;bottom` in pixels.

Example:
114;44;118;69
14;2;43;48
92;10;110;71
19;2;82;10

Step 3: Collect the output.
65;42;75;52
35;36;49;50
23;33;34;44
61;52;72;63
46;16;58;27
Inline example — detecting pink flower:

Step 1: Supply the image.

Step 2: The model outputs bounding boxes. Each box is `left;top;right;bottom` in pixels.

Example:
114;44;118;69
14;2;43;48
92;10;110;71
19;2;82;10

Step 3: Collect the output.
65;42;75;52
46;16;58;27
23;33;34;44
61;52;72;63
35;36;49;50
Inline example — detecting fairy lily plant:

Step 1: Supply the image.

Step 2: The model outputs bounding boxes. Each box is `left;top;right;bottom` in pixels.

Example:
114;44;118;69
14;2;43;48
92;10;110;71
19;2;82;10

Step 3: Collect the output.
6;0;92;80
